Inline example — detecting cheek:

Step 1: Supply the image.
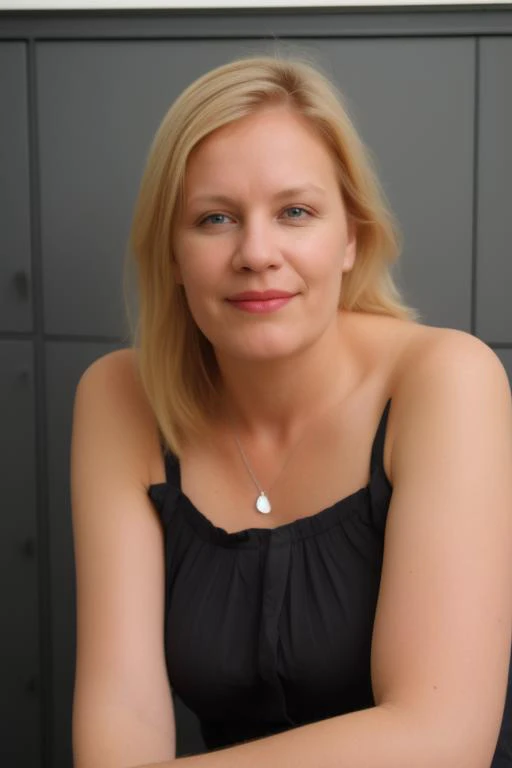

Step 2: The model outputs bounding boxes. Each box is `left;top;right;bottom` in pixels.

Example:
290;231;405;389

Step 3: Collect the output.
299;233;346;283
174;241;207;292
175;233;226;284
177;263;222;334
180;271;208;312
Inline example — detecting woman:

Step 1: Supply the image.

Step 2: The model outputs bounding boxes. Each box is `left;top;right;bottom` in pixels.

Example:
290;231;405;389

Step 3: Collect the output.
71;56;512;768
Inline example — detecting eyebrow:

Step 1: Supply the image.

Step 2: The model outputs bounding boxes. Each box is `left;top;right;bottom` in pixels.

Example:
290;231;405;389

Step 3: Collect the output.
186;184;327;207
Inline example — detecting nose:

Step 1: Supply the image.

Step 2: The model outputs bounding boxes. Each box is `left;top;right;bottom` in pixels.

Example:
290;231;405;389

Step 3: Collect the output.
231;216;283;273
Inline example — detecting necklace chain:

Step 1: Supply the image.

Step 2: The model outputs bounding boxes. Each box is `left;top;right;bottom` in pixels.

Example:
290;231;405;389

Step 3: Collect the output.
233;434;266;496
233;431;294;515
232;396;346;515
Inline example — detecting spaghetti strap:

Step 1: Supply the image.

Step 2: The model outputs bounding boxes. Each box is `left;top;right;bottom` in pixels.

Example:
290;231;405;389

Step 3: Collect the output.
163;446;181;488
160;400;392;491
370;398;392;476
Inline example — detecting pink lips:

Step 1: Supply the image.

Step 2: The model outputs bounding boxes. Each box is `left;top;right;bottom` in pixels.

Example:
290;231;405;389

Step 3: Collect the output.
227;290;296;314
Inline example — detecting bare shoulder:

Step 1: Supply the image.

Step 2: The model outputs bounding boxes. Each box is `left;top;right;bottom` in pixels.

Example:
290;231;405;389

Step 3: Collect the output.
75;347;163;489
79;347;139;390
71;348;177;765
369;325;512;760
388;324;512;481
348;315;512;484
393;324;510;404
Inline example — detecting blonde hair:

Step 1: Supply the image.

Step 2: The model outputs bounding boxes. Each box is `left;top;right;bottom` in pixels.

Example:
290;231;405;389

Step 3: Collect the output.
125;54;418;455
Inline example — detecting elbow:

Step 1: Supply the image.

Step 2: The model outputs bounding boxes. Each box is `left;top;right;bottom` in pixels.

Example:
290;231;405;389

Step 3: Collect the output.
380;701;502;768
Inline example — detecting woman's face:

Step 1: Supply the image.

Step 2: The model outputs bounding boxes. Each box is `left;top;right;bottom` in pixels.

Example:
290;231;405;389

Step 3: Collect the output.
173;105;356;364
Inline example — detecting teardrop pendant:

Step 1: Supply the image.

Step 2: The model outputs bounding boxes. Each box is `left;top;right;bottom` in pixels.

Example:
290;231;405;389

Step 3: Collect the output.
255;492;271;514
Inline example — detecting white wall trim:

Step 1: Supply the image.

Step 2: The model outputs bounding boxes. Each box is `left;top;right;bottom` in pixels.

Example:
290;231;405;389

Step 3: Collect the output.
1;0;510;9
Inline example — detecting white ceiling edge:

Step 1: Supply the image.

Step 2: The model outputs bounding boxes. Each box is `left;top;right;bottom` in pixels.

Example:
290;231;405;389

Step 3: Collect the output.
0;0;509;9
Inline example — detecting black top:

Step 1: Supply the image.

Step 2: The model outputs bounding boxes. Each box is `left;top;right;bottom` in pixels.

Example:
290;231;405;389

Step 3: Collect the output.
147;398;512;764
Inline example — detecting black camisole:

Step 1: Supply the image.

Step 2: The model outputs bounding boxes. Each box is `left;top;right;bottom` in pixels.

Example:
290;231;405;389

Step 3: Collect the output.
147;398;512;763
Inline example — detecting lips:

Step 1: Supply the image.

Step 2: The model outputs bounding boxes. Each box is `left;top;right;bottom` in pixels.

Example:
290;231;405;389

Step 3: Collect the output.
226;289;297;314
227;290;295;301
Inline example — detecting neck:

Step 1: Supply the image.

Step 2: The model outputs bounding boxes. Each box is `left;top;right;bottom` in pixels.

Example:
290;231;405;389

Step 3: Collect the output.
215;312;360;441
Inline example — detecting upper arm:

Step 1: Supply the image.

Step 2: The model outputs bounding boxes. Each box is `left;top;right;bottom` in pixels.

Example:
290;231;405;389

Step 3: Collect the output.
70;349;176;768
371;330;512;767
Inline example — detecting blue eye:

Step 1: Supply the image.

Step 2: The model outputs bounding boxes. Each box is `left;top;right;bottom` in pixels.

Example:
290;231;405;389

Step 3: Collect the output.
197;207;310;226
283;207;309;219
200;213;231;226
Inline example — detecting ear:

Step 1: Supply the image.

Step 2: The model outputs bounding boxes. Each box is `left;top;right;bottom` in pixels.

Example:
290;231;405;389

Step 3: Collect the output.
342;219;357;273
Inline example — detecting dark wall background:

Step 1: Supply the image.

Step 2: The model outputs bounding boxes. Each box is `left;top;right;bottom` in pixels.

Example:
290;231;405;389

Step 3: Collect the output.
1;6;512;767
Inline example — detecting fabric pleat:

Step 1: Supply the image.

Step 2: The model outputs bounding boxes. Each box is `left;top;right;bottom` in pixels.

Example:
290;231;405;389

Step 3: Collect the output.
147;398;511;764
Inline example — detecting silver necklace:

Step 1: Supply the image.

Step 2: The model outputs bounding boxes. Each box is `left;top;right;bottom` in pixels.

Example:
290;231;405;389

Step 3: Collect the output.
233;434;273;514
233;426;313;515
234;435;276;515
231;392;351;515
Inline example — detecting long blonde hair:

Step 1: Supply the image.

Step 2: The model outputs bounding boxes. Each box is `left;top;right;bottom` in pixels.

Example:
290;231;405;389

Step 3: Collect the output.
125;54;418;456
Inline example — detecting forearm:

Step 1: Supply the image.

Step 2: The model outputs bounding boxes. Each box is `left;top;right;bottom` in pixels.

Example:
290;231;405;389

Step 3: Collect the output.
135;703;471;768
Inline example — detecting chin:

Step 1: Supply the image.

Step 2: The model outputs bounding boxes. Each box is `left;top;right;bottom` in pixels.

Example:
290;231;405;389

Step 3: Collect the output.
216;334;316;365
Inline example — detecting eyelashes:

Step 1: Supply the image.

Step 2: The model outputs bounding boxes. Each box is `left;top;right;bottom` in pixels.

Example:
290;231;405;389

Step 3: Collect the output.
197;206;313;228
200;213;231;226
282;206;311;220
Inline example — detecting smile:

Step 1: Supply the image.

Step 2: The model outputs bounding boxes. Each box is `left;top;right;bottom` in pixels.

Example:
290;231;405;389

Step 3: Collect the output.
226;291;296;314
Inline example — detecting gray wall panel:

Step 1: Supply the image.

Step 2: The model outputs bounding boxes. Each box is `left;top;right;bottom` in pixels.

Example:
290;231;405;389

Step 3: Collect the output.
45;342;213;765
0;44;33;333
477;39;512;343
0;341;40;766
2;9;512;40
309;38;474;330
38;37;474;337
37;40;264;338
45;341;122;768
0;10;508;768
496;349;512;386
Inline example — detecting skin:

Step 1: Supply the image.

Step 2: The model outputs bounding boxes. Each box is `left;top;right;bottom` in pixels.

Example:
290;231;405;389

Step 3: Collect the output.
173;105;356;371
171;104;408;530
71;104;512;768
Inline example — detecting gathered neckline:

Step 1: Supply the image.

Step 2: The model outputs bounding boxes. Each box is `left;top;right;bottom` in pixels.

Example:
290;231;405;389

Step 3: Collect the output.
147;398;393;547
148;463;392;548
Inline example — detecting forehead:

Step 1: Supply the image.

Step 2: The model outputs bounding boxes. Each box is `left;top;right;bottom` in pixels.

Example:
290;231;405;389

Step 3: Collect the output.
183;106;339;193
